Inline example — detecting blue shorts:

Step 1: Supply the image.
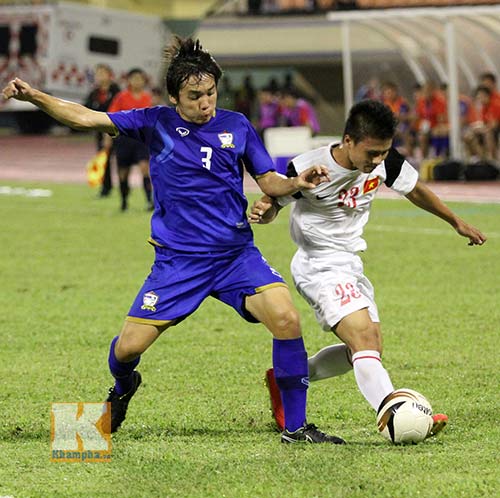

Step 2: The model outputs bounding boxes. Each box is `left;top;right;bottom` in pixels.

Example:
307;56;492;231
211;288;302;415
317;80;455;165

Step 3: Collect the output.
126;245;286;326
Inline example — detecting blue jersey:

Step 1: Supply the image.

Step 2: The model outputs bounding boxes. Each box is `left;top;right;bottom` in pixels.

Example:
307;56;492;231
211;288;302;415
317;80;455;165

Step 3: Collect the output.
108;106;275;252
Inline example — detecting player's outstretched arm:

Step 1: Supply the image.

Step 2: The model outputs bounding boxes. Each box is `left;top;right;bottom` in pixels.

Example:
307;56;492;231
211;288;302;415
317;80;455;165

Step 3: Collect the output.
256;165;330;197
248;195;281;224
406;180;487;246
2;78;116;134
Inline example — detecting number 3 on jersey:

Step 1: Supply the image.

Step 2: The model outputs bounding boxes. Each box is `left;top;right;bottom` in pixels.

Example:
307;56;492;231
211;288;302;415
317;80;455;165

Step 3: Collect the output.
200;146;213;170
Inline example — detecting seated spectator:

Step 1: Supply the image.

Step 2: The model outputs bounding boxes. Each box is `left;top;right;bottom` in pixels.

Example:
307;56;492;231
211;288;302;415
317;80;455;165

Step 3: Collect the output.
479;72;500;106
414;81;448;159
257;86;280;137
464;85;500;162
279;87;321;135
381;81;411;154
355;76;380;102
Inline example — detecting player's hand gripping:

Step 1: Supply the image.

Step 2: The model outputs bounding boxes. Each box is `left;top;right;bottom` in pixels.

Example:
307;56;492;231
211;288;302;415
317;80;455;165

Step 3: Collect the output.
248;195;276;224
455;219;487;246
295;165;330;190
2;78;35;102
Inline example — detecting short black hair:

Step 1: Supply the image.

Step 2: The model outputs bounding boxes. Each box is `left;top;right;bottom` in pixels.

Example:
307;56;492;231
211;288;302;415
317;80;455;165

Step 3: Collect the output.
343;100;397;143
164;36;222;99
127;67;145;78
475;85;492;97
479;72;497;84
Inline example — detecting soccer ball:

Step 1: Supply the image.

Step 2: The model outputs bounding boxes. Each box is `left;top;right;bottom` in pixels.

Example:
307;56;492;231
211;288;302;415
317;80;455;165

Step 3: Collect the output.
377;388;433;444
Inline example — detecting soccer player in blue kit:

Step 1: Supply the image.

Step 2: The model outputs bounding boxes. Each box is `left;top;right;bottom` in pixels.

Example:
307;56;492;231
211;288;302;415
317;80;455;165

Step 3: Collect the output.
2;37;345;444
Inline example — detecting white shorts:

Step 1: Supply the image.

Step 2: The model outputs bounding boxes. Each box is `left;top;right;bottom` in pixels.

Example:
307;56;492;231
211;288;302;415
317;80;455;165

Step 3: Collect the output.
291;249;379;331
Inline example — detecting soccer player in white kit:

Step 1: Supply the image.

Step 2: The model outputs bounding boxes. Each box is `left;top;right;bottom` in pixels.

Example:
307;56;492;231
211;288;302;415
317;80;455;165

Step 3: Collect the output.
250;100;486;437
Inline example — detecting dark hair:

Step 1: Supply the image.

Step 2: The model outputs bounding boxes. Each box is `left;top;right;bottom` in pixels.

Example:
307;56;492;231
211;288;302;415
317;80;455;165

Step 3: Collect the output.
475;85;492;97
382;81;398;91
343;100;397;143
164;36;222;99
479;72;497;84
127;67;145;78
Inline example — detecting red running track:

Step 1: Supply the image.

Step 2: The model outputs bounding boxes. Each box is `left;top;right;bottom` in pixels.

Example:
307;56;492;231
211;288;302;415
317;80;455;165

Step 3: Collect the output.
1;134;499;203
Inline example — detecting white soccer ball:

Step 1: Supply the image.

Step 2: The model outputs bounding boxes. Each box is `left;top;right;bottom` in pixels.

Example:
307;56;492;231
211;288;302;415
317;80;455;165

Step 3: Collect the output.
377;388;433;444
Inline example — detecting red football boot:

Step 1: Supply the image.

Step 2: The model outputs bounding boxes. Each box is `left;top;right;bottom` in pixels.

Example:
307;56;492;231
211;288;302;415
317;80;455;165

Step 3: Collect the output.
264;368;285;431
428;413;448;437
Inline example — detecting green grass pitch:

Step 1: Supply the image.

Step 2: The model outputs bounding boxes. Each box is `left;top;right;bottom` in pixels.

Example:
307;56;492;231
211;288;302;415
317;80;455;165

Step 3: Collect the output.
0;182;498;497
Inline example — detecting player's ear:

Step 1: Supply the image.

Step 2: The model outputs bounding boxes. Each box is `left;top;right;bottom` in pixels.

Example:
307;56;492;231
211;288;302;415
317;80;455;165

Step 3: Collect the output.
344;134;353;147
168;95;178;105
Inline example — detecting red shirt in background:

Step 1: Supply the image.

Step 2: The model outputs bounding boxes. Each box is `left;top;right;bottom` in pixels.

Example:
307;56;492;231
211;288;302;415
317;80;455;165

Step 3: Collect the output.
480;97;500;125
108;89;152;112
415;92;447;130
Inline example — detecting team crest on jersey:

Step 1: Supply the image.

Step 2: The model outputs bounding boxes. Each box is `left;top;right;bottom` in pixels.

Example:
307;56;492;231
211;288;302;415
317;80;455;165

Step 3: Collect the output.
218;131;235;148
141;291;159;312
176;127;190;137
363;176;380;194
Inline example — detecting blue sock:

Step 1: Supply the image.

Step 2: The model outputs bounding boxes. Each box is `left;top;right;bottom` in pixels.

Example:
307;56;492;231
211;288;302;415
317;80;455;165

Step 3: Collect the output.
272;337;309;432
108;336;140;395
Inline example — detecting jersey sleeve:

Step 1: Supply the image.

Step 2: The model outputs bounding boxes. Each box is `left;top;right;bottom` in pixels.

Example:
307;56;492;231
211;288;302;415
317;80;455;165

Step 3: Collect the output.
107;107;160;144
275;160;303;207
241;118;275;177
384;147;418;195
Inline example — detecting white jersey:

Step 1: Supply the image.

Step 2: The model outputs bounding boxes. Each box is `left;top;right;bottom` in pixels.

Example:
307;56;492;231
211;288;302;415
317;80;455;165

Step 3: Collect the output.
277;144;418;254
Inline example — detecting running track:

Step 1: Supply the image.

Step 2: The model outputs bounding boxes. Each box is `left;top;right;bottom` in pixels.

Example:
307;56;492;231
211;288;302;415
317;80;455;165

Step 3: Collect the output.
1;134;499;203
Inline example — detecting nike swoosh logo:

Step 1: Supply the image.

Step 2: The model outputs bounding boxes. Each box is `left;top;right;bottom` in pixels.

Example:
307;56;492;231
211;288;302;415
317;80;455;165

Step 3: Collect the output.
316;194;330;200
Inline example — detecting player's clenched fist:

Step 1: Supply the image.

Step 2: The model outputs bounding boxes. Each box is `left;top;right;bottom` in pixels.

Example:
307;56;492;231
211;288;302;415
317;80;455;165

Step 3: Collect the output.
2;77;34;101
248;195;276;224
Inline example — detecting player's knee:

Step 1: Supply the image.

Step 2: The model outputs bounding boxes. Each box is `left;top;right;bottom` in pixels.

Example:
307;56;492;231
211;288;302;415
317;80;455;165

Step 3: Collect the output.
115;335;147;361
271;307;301;339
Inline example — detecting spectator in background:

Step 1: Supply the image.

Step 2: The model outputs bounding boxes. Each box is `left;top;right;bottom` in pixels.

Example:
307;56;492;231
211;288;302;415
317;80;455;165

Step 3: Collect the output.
108;68;153;211
217;76;236;111
479;72;500;105
414;81;448;160
464;85;500;162
235;74;257;121
84;64;120;198
256;86;280;137
315;0;336;11
151;87;166;106
280;87;321;135
381;81;411;155
355;76;380;102
439;82;478;159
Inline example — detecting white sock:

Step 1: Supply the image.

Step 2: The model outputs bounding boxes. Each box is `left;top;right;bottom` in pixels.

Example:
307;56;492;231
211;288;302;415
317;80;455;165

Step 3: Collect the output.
352;350;394;411
308;344;353;382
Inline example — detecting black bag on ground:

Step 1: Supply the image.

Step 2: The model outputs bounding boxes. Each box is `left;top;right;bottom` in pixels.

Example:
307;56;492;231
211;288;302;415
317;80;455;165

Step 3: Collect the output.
464;161;499;181
432;160;463;181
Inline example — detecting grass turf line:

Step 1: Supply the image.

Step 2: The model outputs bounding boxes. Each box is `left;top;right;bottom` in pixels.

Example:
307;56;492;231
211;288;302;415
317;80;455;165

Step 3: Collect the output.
0;183;498;497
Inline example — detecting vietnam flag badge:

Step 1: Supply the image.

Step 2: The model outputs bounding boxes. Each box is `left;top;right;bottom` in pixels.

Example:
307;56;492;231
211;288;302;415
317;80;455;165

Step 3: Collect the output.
363;177;380;194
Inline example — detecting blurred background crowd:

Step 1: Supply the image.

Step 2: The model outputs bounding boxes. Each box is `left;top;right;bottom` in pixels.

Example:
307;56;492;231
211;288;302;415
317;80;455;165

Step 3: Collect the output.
1;0;499;186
